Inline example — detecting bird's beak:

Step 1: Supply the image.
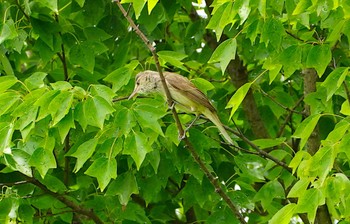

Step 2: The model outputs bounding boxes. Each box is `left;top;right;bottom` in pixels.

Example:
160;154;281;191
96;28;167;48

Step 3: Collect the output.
128;86;139;100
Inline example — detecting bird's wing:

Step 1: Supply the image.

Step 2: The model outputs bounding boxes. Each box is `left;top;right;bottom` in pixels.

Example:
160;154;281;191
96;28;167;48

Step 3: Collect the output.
164;72;216;113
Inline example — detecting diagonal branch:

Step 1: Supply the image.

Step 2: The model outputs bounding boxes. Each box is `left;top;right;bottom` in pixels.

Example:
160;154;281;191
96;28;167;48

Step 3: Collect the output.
115;1;246;223
24;176;103;224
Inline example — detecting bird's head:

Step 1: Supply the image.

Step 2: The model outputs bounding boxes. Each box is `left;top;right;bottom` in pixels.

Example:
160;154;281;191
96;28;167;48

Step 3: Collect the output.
128;70;161;99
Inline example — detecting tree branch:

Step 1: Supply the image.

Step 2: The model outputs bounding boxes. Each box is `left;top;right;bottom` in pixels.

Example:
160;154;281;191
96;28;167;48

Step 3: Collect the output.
25;176;103;224
114;1;246;223
302;68;332;224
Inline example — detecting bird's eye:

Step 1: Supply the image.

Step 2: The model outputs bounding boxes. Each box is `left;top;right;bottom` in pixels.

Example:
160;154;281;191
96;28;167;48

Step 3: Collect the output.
136;82;140;85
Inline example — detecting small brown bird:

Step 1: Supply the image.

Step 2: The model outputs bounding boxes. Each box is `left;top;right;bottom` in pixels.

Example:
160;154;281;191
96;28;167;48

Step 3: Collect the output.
128;70;233;145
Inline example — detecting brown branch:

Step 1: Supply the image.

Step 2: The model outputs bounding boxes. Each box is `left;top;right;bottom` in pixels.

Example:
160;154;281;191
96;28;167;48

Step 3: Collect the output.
53;13;71;185
25;176;103;224
54;14;69;81
115;1;246;223
224;125;292;172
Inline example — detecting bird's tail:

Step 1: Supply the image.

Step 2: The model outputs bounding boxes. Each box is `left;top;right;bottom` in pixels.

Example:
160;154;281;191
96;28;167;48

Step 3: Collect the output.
203;109;234;145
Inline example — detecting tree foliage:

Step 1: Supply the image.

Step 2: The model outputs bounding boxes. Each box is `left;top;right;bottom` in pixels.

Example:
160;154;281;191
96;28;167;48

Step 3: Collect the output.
1;0;350;223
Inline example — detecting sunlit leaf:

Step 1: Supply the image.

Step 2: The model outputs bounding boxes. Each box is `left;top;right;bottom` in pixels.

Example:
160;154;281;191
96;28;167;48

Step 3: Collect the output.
321;67;348;101
293;114;321;149
208;38;237;74
226;82;252;119
269;204;296;224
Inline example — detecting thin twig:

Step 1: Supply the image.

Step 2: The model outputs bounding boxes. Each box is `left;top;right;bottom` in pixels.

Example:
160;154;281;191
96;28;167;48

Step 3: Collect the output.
260;89;303;114
115;1;246;223
277;96;304;137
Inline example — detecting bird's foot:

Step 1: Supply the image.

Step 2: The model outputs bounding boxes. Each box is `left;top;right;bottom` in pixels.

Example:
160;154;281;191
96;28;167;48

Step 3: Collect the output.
169;101;176;110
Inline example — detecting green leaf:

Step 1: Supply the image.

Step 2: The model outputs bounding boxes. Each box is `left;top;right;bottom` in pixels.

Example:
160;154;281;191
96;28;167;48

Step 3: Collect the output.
147;0;158;14
252;138;286;149
69;43;95;73
41;174;67;193
293;114;321;149
85;157;117;191
0;19;17;44
114;105;136;135
0;54;14;76
308;146;334;184
103;61;139;92
84;27;112;41
0;122;14;154
134;102;165;136
34;0;58;12
208;38;237;74
292;0;312;15
121;0;146;19
55;110;75;144
90;84;115;102
18;204;36;223
289;151;311;174
226;82;252;119
69;139;98;172
287;178;310;198
35;90;60;121
84;96;115;129
326;118;350;143
165;123;180;145
321;67;348;101
50;81;73;90
191;78;215;94
31;18;60;50
24;72;47;90
0;92;20;116
269;203;296;224
340;101;350;116
279;45;302;78
306;44;332;77
75;0;85;7
48;91;73;126
254;180;285;211
3;148;31;176
0;76;18;93
29;147;57;178
123;132;153;170
106;171;139;205
261;17;284;49
157;51;188;71
258;0;266;18
295;188;324;222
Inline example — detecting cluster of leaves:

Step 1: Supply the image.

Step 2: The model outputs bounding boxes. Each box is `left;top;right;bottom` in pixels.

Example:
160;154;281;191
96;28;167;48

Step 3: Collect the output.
1;0;350;223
